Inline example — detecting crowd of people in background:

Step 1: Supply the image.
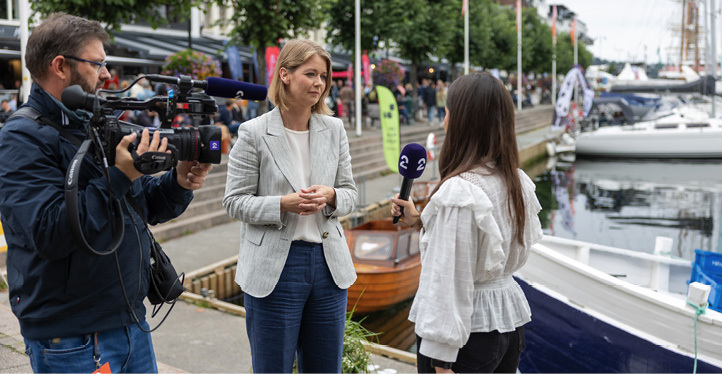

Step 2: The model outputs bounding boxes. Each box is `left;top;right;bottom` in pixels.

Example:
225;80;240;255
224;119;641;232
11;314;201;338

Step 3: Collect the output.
1;69;555;133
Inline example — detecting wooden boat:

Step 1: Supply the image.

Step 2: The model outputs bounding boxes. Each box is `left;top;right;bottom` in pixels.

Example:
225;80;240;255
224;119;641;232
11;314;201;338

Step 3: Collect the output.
516;235;722;372
345;219;421;314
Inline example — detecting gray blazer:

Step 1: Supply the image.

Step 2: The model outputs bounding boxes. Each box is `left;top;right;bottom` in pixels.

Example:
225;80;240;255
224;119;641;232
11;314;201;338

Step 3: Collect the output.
223;107;358;298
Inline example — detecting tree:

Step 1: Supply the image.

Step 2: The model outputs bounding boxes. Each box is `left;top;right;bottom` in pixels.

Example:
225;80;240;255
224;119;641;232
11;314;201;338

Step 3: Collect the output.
325;0;402;55
390;0;453;114
441;0;495;80
520;7;553;74
555;33;593;75
31;0;195;33
218;0;329;113
485;4;516;72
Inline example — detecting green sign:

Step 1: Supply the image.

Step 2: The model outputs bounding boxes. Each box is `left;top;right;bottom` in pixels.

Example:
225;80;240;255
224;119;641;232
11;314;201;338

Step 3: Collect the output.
377;85;400;173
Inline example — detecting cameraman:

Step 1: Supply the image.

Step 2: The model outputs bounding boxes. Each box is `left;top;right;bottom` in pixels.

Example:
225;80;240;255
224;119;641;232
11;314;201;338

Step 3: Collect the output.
0;13;211;373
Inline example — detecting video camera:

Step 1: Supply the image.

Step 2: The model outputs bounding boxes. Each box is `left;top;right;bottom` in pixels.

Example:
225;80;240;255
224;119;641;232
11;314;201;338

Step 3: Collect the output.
62;74;267;173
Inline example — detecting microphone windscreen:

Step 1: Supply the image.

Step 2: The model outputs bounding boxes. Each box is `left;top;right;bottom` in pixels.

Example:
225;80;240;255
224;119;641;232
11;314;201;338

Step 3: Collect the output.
398;143;427;179
205;77;268;100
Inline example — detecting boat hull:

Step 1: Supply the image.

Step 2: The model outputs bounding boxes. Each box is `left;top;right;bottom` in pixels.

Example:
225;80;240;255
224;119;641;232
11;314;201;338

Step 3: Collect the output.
517;276;722;373
516;238;722;372
347;262;421;314
575;127;722;158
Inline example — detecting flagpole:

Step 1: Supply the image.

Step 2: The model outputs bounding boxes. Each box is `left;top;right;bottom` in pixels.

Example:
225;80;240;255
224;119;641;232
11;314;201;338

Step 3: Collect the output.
552;45;557;108
573;17;578;105
464;0;469;75
517;0;522;111
709;0;716;118
19;0;31;103
355;0;362;137
551;5;557;108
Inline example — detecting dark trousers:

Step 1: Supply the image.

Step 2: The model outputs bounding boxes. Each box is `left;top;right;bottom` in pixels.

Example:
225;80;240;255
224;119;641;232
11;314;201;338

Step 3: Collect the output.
245;241;347;373
416;327;525;374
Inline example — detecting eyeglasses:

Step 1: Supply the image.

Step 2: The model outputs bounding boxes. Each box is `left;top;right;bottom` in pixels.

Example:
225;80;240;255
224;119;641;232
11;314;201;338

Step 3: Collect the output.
63;55;107;73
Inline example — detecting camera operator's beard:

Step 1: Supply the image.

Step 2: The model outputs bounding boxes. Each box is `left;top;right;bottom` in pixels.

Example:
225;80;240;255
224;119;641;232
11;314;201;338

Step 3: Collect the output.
69;69;97;94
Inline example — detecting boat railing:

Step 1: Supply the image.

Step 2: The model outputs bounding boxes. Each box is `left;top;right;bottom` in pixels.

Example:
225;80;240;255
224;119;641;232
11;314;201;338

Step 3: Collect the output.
539;235;692;294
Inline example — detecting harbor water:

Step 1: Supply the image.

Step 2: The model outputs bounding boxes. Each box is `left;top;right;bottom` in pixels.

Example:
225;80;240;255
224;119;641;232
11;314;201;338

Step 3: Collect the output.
537;157;722;260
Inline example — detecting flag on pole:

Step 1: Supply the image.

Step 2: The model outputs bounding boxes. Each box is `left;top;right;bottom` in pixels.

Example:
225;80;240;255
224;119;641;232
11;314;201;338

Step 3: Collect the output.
462;0;468;16
516;0;521;31
571;17;576;45
551;5;557;44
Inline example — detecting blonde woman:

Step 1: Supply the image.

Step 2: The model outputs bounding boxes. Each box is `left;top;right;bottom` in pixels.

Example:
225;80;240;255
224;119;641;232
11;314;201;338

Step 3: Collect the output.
223;39;357;373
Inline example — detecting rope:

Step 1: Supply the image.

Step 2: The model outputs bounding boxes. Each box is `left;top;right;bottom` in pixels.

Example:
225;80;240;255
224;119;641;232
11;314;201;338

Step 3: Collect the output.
686;299;708;374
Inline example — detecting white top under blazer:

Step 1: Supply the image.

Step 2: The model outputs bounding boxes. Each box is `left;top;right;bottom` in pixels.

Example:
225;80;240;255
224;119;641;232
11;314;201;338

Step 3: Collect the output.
223;107;358;298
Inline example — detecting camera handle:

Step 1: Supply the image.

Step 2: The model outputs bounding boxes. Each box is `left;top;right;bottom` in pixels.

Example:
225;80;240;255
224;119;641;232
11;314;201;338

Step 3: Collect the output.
129;143;179;174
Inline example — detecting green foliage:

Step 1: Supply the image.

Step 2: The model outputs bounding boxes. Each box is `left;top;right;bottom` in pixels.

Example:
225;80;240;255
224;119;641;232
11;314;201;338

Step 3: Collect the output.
391;0;452;67
372;59;404;90
520;8;553;74
31;0;196;33
161;49;222;80
219;0;328;51
325;0;402;54
442;0;494;70
555;33;593;74
343;310;378;374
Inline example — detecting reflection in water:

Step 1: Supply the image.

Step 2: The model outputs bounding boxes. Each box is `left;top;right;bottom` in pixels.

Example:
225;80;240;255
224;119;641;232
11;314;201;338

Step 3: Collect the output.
537;158;722;259
355;299;416;352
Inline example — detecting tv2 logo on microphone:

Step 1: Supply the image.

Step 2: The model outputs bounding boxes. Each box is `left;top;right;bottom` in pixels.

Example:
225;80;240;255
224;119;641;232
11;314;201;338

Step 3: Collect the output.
400;155;426;171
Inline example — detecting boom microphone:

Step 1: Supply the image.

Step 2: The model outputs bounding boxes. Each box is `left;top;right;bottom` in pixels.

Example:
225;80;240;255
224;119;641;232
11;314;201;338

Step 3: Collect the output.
145;74;267;100
205;77;268;100
393;143;427;224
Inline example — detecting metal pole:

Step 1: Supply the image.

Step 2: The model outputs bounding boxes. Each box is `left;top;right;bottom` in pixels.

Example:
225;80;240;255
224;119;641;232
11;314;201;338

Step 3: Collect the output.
517;2;522;111
552;38;557;108
355;0;362;137
464;0;469;75
19;0;30;103
711;0;717;117
573;18;578;105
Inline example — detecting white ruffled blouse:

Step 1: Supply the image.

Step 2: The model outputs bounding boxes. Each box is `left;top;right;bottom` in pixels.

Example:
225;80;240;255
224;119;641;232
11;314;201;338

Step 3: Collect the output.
408;167;544;362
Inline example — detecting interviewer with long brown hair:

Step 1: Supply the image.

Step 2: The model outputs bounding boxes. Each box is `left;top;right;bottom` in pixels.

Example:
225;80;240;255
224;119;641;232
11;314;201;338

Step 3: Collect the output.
392;72;543;373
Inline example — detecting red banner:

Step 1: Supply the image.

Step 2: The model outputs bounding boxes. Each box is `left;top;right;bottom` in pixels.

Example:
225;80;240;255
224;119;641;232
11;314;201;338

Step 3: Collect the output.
265;46;280;86
571;17;576;45
362;53;370;86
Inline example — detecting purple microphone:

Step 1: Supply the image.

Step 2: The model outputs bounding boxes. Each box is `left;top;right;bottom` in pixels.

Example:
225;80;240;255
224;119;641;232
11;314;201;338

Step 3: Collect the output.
393;143;427;224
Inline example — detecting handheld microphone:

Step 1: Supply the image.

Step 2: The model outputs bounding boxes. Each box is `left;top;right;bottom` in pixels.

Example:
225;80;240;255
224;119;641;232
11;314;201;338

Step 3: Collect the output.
393;143;427;224
145;74;268;100
61;85;106;111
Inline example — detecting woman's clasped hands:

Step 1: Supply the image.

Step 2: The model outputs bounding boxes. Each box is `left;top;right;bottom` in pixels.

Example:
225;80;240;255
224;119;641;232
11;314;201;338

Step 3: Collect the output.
282;185;336;215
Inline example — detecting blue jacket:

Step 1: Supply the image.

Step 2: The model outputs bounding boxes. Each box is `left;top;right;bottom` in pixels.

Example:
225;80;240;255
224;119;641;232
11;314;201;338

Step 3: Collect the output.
0;84;193;340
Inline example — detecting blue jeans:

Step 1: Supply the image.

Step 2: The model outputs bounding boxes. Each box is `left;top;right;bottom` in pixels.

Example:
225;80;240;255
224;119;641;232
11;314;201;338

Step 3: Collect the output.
245;240;347;373
24;320;157;373
227;121;241;136
427;106;435;123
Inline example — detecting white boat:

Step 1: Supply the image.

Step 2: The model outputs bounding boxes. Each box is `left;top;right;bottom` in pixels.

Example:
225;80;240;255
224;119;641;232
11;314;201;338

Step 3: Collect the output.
516;235;722;372
575;112;722;158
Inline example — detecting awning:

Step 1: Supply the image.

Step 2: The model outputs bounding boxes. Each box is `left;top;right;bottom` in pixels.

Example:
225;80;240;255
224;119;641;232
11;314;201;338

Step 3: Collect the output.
111;31;254;63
